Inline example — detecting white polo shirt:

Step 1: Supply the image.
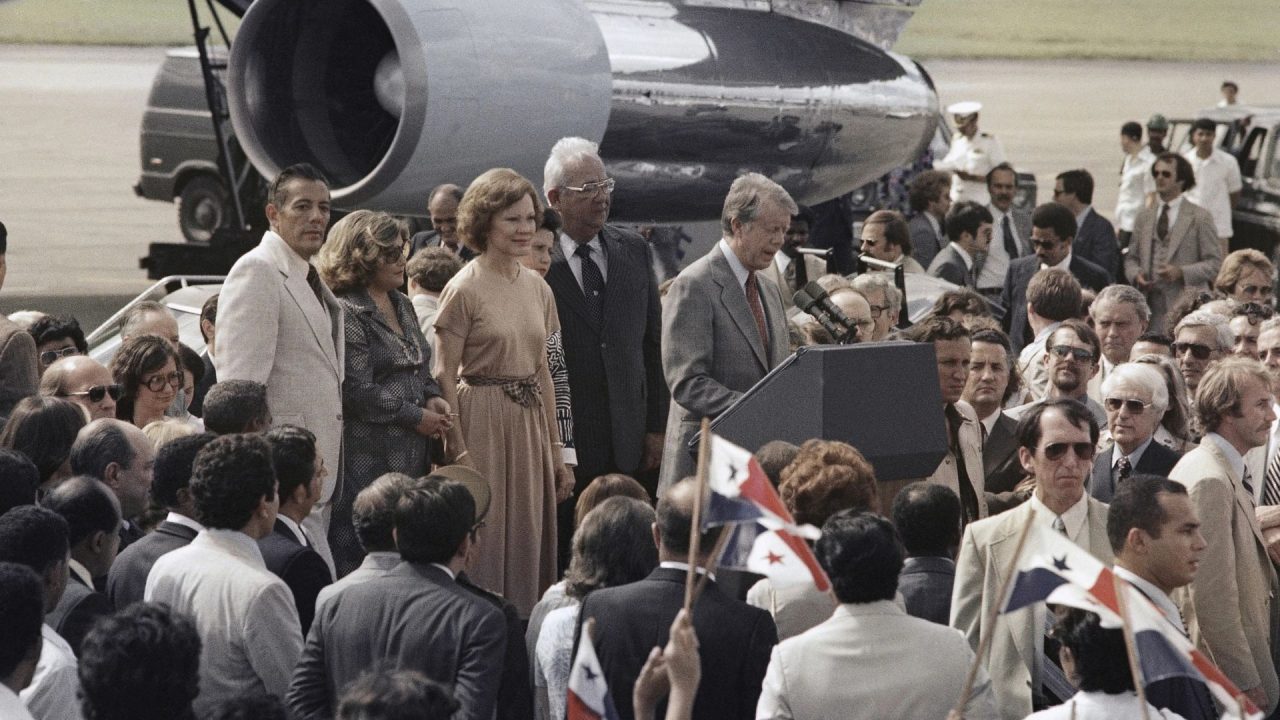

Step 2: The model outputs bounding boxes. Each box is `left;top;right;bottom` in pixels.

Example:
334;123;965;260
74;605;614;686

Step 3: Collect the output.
1116;152;1155;232
1183;147;1242;238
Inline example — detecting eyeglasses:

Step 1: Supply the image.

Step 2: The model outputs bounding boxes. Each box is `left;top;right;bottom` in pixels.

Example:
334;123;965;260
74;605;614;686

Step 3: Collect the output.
1104;397;1153;414
380;242;409;264
39;346;80;366
868;304;892;318
561;178;616;197
65;384;123;403
1048;345;1094;363
141;371;183;393
1042;442;1096;461
1171;342;1214;360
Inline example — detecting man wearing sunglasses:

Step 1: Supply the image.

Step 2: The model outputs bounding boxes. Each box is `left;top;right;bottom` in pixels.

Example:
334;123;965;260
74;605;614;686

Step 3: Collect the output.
952;399;1112;720
39;356;120;421
1171;310;1232;410
1090;364;1180;503
1011;320;1106;430
1169;358;1280;714
1124;153;1222;334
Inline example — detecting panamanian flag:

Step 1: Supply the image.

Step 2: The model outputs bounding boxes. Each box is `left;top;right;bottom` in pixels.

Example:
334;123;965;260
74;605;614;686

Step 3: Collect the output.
567;628;620;720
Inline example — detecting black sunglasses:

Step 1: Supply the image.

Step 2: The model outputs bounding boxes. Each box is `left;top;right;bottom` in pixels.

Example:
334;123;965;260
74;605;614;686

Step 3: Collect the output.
1042;442;1095;461
39;346;80;366
1172;341;1214;360
1104;397;1153;415
66;384;123;403
1049;345;1094;363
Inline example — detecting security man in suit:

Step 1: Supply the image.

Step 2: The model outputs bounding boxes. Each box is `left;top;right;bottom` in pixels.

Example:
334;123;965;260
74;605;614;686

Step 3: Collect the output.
41;477;118;655
977;163;1031;301
1054;169;1121;280
658;173;794;492
927;201;993;289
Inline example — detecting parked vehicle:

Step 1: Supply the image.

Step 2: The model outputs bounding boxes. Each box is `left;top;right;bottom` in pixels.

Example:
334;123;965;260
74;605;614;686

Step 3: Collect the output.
87;276;222;364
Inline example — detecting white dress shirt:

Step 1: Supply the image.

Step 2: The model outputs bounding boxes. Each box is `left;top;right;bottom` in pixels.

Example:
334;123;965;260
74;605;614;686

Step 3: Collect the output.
1116;152;1155;232
165;511;205;534
1026;690;1185;719
1202;432;1247;487
1183;147;1242;238
277;514;308;546
1042;251;1073;273
947;241;975;272
0;683;35;720
980;205;1022;289
718;239;751;291
1030;491;1090;544
20;625;82;720
559;233;609;288
1113;565;1184;634
1111;437;1154;481
1153;194;1184;239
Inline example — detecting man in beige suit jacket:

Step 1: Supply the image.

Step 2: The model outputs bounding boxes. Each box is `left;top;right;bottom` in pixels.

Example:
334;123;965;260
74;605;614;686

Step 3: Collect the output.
1170;357;1280;714
951;399;1113;720
216;164;344;570
1124;153;1222;333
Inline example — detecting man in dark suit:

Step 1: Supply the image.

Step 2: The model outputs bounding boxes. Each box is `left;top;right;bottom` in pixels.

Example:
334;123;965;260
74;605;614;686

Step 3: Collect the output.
1001;202;1112;352
260;427;333;635
906;170;951;269
1091;363;1181;502
69;419;157;554
1055;169;1121;280
892;482;961;625
40;477;118;655
579;478;777;720
287;476;506;720
659;174;794;491
542;138;669;560
189;293;218;417
962;328;1025;508
408;184;474;261
108;432;215;608
927;201;993;288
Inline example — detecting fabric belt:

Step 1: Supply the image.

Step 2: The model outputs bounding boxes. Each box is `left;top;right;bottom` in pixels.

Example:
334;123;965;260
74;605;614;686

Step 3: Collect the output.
461;374;541;408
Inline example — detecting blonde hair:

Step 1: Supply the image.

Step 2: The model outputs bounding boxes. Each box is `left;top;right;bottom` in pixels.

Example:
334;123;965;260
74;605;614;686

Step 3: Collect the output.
457;168;543;254
141;418;195;448
1195;356;1272;432
1215;248;1274;296
315;210;408;294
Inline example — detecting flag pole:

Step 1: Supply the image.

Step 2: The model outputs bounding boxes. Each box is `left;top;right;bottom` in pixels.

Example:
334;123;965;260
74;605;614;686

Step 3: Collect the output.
1112;574;1151;720
684;418;712;612
951;509;1037;716
690;525;732;606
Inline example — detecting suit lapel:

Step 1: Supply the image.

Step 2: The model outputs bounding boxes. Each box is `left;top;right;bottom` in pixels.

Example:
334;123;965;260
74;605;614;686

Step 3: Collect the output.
1161;202;1195;262
1203;442;1268;548
547;235;601;331
598;229;633;333
711;252;769;370
283;272;341;376
991;504;1038;671
1090;451;1111;498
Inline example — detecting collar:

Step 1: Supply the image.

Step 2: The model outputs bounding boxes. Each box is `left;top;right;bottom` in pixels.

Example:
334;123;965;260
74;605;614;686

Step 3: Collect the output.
1158;193;1184;212
833;599;905;618
1113;565;1183;631
1030;489;1089;542
947;241;974;269
68;558;93;588
989;204;1013;223
924;212;942;235
262;230;313;279
1034;320;1063;344
429;562;456;580
981;409;1001;436
1112;436;1154;466
659;560;716;581
1203;432;1247;482
165;511;205;534
1074;206;1092;228
277;514;308;546
717;239;752;288
1042;251;1073;272
363;551;402;569
773;251;792;272
902;555;955;573
559;231;603;260
195;528;267;568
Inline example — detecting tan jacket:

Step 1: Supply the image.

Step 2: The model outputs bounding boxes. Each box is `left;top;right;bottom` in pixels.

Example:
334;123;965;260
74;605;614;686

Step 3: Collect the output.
1170;440;1280;713
882;399;988;521
1123;197;1221;333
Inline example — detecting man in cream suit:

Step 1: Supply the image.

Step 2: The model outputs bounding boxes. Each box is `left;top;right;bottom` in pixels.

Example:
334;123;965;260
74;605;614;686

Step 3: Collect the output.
951;399;1113;720
216;164;344;568
1125;153;1223;334
1170;357;1280;715
758;511;998;720
659;173;794;491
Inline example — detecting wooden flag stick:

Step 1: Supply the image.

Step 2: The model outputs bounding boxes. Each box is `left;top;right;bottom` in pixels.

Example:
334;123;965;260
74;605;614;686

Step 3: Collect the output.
1112;573;1151;720
683;418;712;611
690;526;732;607
951;509;1037;717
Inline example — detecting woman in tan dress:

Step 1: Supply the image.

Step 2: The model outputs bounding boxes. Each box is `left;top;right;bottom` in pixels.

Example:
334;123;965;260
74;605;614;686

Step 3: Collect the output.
434;168;574;616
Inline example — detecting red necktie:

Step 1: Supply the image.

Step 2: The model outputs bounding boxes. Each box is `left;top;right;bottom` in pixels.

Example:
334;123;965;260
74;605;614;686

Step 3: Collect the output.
745;272;769;348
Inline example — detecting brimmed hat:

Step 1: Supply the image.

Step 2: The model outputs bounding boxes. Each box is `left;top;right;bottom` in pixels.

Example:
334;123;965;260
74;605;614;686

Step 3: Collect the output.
1147;113;1170;131
431;464;491;521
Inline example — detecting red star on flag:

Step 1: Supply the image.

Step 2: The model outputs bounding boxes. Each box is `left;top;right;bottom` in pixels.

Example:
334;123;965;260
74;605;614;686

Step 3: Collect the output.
765;551;785;565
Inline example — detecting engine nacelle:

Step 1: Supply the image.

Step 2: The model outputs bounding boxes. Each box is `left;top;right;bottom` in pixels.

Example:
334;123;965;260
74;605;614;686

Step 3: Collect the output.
228;0;937;222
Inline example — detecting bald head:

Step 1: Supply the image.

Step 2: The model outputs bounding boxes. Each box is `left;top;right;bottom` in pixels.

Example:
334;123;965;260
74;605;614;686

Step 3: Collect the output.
69;419;155;518
40;356;117;421
655;477;717;562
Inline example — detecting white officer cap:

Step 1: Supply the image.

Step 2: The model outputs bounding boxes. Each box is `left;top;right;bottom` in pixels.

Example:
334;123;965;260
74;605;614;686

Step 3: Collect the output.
947;101;982;116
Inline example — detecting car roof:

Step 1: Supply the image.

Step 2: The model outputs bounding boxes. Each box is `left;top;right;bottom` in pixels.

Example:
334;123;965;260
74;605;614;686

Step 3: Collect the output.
1173;104;1280;125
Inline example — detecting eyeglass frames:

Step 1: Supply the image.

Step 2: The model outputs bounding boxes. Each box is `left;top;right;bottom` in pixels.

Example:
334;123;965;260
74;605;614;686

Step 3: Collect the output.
1103;397;1153;415
65;384;123;403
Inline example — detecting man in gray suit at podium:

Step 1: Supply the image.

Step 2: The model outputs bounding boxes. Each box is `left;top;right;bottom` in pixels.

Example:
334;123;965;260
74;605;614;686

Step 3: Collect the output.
659;174;794;492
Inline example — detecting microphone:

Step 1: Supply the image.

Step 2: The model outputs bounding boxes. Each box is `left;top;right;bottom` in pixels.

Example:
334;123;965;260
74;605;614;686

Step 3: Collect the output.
793;282;858;343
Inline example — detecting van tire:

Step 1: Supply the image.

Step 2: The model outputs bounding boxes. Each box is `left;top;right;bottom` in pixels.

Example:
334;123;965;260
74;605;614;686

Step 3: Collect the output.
177;174;231;243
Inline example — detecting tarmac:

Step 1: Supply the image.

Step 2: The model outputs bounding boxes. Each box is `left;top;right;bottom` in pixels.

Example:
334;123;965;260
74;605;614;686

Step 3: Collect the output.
0;44;1277;328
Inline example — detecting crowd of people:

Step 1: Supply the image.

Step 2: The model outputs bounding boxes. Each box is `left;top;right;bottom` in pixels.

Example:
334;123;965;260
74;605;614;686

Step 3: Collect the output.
0;88;1274;720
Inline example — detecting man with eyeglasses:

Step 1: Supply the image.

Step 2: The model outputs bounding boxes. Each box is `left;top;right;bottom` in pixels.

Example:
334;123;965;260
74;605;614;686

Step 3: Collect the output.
1010;320;1107;429
39;356;120;421
858;209;925;276
1125;153;1222;334
952;398;1112;720
850;273;902;341
1171;310;1232;409
1090;363;1180;503
541;137;669;556
26;314;87;377
1169;357;1280;715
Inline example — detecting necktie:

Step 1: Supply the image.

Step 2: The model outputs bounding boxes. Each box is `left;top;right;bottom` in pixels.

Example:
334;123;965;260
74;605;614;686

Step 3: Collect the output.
1037;516;1074;708
1052;516;1067;536
1156;203;1170;243
1002;214;1019;259
744;273;769;349
575;244;605;328
305;265;325;304
946;405;981;523
1242;468;1257;506
1264;445;1280;506
792;254;809;290
1115;456;1133;486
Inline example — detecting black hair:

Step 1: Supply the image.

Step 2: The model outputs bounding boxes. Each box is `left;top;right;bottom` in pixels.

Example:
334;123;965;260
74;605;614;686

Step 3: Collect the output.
1015;398;1100;451
201;380;270;434
394;476;474;565
891;482;961;557
78;602;201;720
265;425;317;504
199;294;218;344
1106;474;1188;554
190;434;276;531
208;694;288;720
791;204;816;227
41;476;121;547
0;220;7;254
902;314;970;344
754;440;801;488
985;162;1016;187
943;201;994;243
0;504;70;575
1;396;87;483
816;510;903;604
268;163;329;210
1190;118;1217;135
1056;169;1094;205
0;447;40;514
1051;608;1134;693
70;419;137;480
337;668;459;720
177;343;205;389
1135;331;1173;350
152;433;217;509
563;497;658;600
541;207;562;235
27;314;88;354
1153;153;1196;193
655;477;718;557
1031;202;1078;242
1120;121;1143;141
0;562;44;678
